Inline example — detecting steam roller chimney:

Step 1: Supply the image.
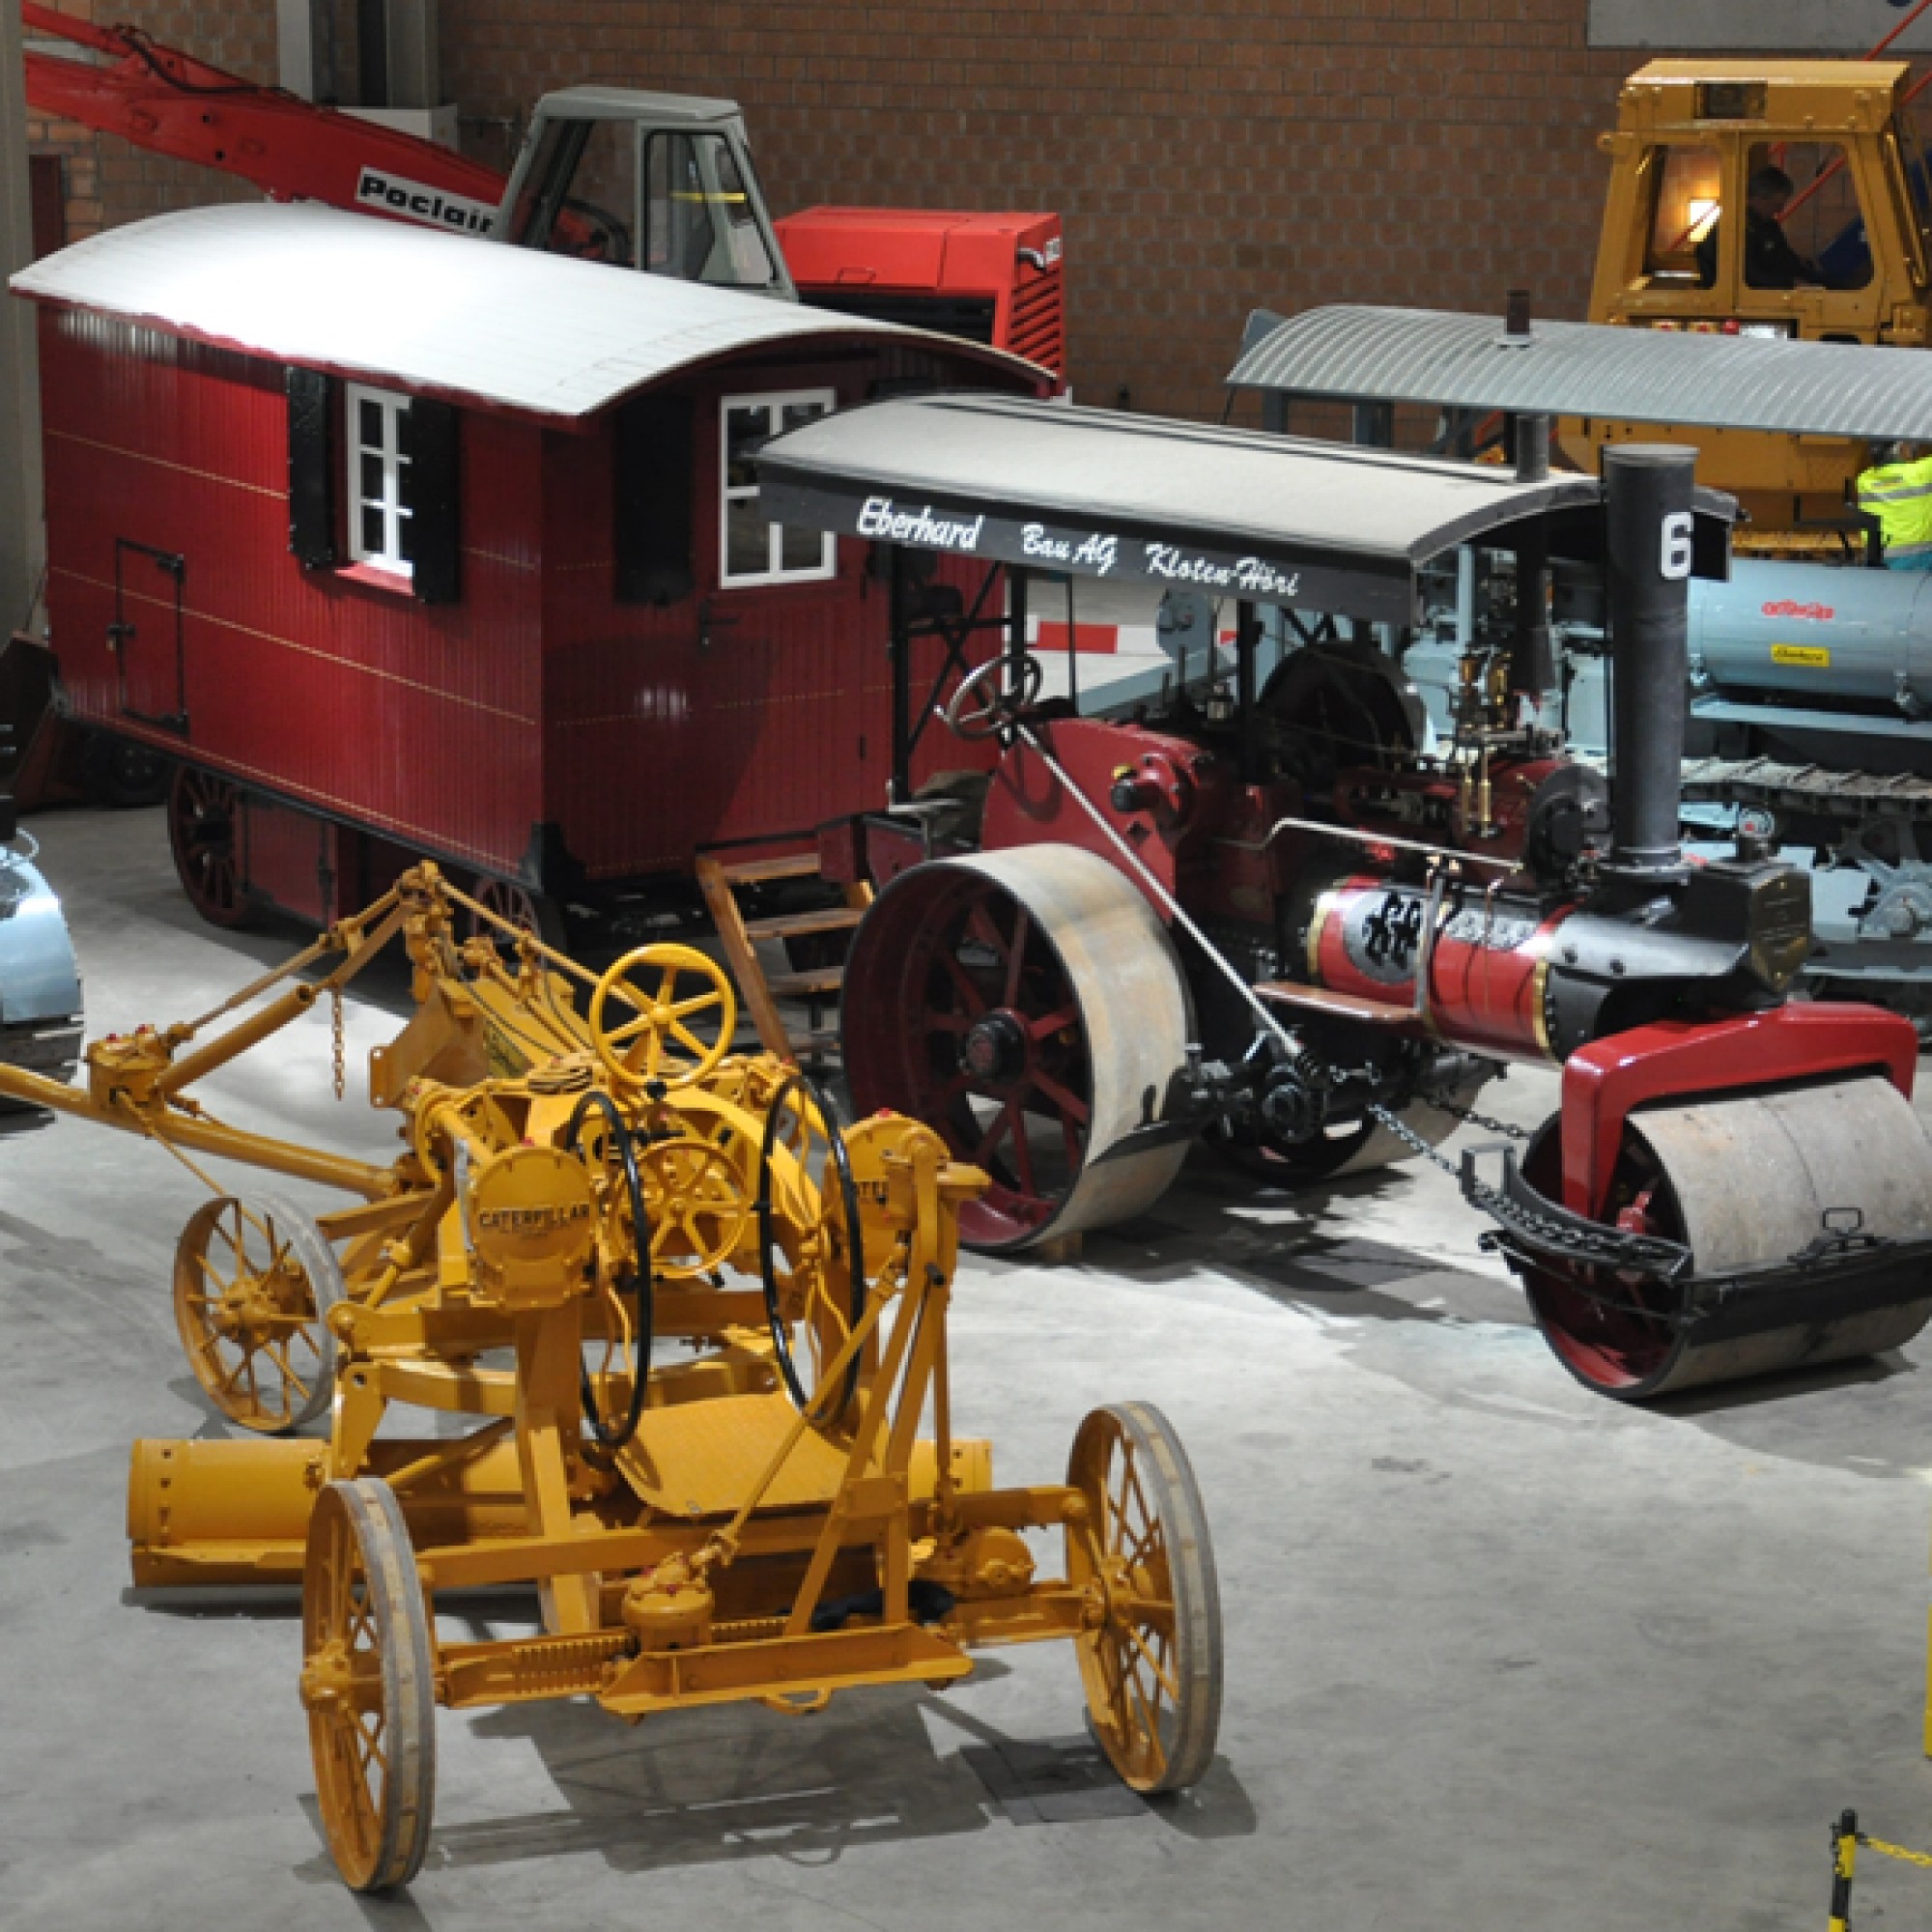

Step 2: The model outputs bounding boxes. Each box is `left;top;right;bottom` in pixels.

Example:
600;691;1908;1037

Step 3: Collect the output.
1603;443;1697;877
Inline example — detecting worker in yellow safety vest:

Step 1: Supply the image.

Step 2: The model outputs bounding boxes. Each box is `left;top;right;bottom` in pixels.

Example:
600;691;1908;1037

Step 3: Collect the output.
1857;441;1932;568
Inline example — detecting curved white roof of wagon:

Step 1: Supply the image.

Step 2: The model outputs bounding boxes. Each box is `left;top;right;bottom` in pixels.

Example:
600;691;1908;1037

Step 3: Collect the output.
9;202;1046;421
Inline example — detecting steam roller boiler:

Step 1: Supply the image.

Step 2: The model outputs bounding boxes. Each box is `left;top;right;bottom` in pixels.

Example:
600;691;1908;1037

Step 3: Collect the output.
755;394;1932;1401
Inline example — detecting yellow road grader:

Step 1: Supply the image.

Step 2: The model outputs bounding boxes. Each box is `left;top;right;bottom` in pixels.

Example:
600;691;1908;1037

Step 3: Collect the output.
0;868;1222;1891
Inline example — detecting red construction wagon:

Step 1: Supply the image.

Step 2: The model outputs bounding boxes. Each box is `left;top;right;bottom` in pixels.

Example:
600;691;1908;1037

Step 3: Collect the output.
12;202;1041;932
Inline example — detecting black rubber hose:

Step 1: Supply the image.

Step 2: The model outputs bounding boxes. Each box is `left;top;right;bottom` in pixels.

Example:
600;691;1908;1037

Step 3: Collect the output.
757;1070;867;1420
564;1089;653;1455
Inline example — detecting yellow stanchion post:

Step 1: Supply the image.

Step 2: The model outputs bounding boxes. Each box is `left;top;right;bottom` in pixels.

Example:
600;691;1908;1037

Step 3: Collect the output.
1830;1809;1859;1932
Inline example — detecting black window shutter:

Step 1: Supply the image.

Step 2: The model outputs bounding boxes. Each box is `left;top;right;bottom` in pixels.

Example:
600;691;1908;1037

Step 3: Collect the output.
614;392;696;606
402;397;462;605
286;366;337;568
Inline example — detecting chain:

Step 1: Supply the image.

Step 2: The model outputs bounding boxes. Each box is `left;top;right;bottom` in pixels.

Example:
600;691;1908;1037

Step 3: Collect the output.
330;986;346;1103
1435;1098;1530;1143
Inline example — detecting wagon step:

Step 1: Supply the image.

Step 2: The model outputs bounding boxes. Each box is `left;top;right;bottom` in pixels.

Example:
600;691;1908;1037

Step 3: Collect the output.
696;845;872;1065
742;906;867;942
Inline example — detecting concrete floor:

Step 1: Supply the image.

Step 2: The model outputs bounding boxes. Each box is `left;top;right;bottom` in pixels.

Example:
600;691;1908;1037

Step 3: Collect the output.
7;806;1932;1930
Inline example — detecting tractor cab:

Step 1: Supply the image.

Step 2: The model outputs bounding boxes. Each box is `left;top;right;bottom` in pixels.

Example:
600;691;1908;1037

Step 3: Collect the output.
497;86;796;299
1582;60;1932;531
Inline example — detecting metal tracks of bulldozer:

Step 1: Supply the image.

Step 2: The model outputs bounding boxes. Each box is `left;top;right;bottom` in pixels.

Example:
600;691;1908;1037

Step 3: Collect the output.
1678;755;1932;828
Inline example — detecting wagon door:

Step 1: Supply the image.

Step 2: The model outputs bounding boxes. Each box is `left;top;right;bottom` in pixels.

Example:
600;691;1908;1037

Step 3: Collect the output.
107;538;188;735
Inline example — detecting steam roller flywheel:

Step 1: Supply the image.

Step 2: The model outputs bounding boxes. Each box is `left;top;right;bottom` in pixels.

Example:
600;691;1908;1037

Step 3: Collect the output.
841;846;1193;1251
1517;1073;1932;1400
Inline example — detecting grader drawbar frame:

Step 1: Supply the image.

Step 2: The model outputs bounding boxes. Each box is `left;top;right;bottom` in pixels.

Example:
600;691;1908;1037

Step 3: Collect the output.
0;867;1222;1891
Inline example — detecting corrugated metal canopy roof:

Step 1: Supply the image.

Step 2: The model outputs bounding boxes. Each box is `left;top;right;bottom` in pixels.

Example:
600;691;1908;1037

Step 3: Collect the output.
1227;304;1932;441
757;393;1651;624
10;203;1037;421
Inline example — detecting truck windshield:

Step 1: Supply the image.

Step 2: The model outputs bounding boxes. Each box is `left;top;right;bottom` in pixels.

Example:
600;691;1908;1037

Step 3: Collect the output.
644;131;780;290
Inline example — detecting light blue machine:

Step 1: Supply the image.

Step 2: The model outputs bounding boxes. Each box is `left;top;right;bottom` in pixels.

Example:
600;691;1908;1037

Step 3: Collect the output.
0;828;82;1094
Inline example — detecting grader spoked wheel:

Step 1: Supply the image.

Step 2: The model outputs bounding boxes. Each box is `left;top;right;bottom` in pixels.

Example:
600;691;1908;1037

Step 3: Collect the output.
842;846;1192;1251
1513;1072;1932;1401
637;1135;751;1279
564;1091;653;1455
1066;1402;1222;1795
172;1192;342;1433
301;1478;437;1893
757;1070;866;1419
167;766;257;929
588;944;736;1094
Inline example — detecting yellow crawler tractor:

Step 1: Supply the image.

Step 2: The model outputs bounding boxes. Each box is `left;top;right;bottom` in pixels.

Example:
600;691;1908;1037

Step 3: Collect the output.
1576;58;1932;540
0;869;1222;1891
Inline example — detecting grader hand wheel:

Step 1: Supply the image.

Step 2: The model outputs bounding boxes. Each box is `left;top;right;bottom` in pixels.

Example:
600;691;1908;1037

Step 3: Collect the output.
637;1135;753;1279
172;1191;342;1433
587;944;736;1094
564;1091;653;1456
756;1071;867;1420
1065;1402;1223;1795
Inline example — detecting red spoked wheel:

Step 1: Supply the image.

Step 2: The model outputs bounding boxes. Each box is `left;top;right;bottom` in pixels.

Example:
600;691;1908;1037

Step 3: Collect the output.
841;847;1192;1252
166;766;257;929
465;874;567;952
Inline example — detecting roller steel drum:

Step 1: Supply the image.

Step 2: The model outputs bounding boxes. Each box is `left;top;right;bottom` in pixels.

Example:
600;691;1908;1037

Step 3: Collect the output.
1518;1073;1932;1399
841;845;1194;1250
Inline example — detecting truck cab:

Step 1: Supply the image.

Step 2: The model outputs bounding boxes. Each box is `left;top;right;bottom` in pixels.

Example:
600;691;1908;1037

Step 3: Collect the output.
1575;60;1932;534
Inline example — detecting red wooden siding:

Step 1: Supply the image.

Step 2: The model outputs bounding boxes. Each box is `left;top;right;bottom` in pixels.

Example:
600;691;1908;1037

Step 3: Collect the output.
40;309;546;876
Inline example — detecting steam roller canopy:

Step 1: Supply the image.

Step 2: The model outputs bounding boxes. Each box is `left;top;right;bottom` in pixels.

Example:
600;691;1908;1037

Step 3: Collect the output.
840;846;1192;1251
1521;1074;1932;1400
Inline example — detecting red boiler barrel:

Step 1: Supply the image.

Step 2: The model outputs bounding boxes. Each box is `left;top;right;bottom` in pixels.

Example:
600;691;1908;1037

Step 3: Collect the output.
1305;876;1570;1064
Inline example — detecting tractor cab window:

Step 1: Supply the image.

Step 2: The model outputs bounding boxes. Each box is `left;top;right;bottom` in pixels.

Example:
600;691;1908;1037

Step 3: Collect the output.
1641;146;1722;285
505;117;637;267
1739;142;1871;291
645;131;780;290
720;391;836;586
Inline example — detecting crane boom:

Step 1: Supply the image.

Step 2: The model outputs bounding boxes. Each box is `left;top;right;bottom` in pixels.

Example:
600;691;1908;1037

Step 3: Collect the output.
22;1;505;233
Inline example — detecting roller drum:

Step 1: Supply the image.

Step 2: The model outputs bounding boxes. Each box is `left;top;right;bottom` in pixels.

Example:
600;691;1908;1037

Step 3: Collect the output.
1520;1073;1932;1399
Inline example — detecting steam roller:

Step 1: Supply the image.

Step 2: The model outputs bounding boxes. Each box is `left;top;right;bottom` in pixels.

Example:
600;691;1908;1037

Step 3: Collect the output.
750;393;1932;1402
0;866;1222;1891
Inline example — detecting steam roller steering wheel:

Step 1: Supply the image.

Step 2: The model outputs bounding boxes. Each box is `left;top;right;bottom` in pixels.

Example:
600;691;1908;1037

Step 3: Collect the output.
588;943;736;1094
944;653;1046;742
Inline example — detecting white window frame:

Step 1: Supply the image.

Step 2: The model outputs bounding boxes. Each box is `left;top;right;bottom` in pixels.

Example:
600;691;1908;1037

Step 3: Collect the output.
346;383;413;578
719;388;837;587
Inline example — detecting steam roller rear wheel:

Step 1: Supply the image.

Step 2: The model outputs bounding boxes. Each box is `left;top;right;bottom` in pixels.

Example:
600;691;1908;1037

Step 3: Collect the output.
301;1478;436;1893
1517;1073;1932;1401
841;846;1192;1251
1066;1403;1222;1795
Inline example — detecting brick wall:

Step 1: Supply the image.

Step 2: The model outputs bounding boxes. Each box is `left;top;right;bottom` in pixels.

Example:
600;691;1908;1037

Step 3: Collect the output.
440;0;1633;417
35;0;1639;415
24;0;276;250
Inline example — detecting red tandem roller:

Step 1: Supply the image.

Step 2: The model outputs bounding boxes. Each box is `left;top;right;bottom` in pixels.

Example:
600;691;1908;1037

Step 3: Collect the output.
754;394;1932;1401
